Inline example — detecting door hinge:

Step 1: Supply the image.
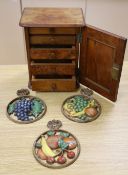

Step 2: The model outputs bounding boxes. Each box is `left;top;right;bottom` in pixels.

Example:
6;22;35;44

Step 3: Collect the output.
111;64;120;80
77;32;82;43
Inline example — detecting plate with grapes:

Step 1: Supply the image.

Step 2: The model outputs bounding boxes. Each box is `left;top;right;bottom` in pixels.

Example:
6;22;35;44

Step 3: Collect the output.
61;88;101;123
6;89;47;124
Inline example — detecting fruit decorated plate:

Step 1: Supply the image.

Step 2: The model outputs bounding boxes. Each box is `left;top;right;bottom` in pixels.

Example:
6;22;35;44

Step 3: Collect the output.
62;88;101;123
33;120;80;169
6;89;47;124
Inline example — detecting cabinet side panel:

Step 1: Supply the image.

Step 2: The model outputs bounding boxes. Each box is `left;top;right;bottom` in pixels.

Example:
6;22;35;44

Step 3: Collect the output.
24;28;31;87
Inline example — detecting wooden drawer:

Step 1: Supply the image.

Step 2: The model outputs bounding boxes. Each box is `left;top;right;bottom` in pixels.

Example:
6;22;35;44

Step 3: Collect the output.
31;76;76;91
30;47;76;60
30;61;75;75
30;35;76;45
29;27;80;35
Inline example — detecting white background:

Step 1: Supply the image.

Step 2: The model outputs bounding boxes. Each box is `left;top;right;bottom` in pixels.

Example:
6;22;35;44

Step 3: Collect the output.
0;0;128;64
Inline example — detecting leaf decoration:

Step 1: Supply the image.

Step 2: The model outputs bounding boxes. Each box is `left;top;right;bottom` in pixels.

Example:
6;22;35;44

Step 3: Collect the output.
59;132;70;138
58;139;69;150
79;114;86;120
8;103;15;114
31;99;44;117
47;130;55;136
35;142;42;149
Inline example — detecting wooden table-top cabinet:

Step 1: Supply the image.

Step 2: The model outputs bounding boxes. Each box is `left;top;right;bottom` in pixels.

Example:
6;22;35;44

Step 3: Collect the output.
20;8;127;102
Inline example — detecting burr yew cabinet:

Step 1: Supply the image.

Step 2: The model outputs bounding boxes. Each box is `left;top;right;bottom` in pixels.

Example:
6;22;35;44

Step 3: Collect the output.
20;8;127;102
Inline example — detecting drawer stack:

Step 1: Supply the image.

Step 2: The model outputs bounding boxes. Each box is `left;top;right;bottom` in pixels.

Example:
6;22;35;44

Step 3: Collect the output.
20;8;85;92
26;27;80;91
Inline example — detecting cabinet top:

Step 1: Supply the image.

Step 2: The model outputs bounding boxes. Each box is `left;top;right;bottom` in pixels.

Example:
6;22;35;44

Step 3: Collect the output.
19;8;85;27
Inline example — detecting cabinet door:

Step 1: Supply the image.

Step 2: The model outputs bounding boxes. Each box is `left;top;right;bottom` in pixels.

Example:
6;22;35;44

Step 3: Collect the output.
79;25;127;101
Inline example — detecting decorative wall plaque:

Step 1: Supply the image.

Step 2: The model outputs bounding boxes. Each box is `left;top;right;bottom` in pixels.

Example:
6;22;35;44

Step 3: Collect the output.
33;120;80;169
62;88;101;123
6;89;47;124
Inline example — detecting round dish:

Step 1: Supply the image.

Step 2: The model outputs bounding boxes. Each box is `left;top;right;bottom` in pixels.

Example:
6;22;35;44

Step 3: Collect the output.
33;129;80;169
6;95;47;124
62;95;101;123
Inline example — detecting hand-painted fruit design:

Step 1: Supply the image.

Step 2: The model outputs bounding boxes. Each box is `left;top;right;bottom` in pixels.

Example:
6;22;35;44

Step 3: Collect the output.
35;130;79;167
7;97;45;122
84;107;97;117
47;135;62;149
57;156;67;164
41;136;61;157
37;149;47;160
63;95;100;122
46;157;55;164
67;151;75;159
63;137;77;149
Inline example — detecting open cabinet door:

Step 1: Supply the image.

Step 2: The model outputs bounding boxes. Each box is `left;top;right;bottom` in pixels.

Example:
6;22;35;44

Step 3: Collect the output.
79;25;127;102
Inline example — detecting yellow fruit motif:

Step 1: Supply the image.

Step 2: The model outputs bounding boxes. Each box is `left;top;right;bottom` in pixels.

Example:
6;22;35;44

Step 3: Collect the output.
88;100;95;107
63;99;95;117
41;136;57;157
63;103;76;115
71;110;85;117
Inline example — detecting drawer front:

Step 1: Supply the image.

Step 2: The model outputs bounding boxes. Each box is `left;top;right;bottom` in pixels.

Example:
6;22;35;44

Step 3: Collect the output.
30;61;75;75
30;48;76;60
29;27;80;35
31;76;76;91
30;35;76;45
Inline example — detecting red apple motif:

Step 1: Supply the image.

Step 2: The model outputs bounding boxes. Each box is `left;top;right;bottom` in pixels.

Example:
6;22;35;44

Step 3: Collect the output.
47;135;62;149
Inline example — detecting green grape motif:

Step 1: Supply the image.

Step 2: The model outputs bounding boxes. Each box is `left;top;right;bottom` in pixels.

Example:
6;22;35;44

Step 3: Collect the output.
67;96;88;113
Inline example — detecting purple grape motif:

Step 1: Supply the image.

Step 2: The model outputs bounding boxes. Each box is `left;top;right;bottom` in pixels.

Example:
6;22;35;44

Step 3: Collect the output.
7;96;46;123
13;98;33;121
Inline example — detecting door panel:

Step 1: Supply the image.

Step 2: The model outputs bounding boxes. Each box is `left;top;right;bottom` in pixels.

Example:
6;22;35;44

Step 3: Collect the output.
80;25;127;101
